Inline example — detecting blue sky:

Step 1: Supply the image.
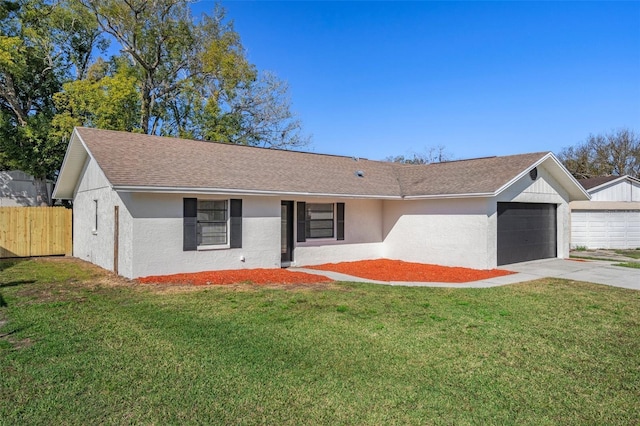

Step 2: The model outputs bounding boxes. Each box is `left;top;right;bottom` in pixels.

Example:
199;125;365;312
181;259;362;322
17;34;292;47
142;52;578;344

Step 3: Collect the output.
192;1;640;161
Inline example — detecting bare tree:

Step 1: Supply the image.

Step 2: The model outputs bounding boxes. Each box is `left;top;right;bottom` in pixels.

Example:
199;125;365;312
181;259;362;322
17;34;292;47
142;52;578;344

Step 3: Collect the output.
558;128;640;179
385;145;453;164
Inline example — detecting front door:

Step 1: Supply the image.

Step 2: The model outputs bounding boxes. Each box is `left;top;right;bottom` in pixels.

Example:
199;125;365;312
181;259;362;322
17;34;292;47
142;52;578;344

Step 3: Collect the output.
281;201;294;264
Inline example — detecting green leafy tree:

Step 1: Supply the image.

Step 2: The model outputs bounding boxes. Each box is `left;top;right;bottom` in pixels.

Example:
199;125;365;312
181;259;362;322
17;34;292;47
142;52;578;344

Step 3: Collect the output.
52;58;140;138
81;0;198;135
558;128;640;179
80;0;307;148
1;0;308;206
0;0;104;204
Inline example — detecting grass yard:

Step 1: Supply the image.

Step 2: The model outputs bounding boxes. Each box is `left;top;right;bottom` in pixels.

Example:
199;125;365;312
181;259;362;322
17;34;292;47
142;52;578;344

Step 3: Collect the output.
1;258;640;425
615;262;640;269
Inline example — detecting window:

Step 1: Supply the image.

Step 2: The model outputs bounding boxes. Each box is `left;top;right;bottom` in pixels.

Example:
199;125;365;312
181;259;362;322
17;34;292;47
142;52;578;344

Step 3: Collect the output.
296;202;344;243
93;199;98;233
184;198;242;251
306;203;334;239
197;200;228;245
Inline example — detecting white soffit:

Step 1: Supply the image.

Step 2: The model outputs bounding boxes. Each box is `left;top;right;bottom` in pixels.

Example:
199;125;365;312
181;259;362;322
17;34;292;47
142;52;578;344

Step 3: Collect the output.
51;129;89;199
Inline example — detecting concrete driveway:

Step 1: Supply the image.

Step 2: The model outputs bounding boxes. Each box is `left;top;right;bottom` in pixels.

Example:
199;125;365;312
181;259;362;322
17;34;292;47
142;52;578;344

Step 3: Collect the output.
292;258;640;290
499;258;640;290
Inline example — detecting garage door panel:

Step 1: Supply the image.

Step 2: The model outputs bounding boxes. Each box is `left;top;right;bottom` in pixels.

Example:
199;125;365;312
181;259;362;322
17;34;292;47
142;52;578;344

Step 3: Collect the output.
497;203;557;265
571;210;640;249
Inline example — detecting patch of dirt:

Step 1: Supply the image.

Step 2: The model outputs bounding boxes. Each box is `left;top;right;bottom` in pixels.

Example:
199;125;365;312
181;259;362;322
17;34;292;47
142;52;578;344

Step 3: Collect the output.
306;259;515;283
137;268;334;286
38;257;134;287
9;336;33;350
7;258;137;304
0;318;33;351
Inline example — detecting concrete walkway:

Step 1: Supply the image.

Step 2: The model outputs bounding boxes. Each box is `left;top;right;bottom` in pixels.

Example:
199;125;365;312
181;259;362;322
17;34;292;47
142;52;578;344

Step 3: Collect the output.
291;258;640;290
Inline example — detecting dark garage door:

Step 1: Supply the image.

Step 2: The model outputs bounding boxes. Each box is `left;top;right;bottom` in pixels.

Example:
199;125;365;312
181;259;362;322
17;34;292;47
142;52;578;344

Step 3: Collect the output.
497;203;557;265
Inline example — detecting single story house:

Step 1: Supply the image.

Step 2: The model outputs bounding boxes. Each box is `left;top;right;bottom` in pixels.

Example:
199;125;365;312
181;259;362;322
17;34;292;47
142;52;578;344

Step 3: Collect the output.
1;170;53;207
53;127;589;279
571;175;640;249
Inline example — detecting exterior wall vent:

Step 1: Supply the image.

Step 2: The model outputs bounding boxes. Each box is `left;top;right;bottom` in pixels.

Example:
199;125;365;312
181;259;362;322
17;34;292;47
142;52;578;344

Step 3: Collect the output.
529;167;538;181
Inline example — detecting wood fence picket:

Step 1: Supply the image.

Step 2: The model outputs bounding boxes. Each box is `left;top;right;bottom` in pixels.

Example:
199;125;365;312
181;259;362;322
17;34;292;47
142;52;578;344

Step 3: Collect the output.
0;207;72;258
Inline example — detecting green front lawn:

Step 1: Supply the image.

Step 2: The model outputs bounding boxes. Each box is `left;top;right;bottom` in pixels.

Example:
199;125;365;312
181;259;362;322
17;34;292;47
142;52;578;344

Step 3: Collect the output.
1;259;639;424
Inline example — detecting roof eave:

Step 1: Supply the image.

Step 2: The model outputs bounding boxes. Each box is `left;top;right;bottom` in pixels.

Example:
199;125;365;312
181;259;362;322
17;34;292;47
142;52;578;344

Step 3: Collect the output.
112;185;402;199
588;175;640;194
402;192;494;200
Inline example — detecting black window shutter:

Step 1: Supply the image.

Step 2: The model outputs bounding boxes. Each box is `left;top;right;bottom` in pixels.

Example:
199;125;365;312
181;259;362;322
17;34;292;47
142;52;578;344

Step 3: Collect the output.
183;198;197;251
230;199;242;248
337;202;345;240
297;202;306;242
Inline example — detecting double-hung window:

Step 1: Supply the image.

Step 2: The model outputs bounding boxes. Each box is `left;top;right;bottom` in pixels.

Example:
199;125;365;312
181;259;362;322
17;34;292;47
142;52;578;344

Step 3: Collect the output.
297;202;344;242
184;198;242;251
305;203;334;239
197;200;228;246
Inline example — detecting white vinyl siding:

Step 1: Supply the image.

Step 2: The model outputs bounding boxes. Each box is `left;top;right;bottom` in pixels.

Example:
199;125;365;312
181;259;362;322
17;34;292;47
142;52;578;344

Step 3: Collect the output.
589;180;640;202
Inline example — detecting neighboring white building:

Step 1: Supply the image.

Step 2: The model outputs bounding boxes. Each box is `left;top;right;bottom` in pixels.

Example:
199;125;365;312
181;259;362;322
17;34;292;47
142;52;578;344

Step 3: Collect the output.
571;175;640;249
52;127;589;279
0;170;53;207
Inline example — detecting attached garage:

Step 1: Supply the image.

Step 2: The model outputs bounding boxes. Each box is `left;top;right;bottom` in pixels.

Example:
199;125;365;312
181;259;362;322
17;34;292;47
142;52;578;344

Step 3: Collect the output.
571;210;640;249
497;202;557;265
571;175;640;250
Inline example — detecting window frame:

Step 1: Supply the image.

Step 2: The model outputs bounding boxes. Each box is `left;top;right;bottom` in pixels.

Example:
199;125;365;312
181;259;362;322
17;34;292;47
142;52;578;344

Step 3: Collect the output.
305;202;335;240
196;199;230;249
92;199;98;234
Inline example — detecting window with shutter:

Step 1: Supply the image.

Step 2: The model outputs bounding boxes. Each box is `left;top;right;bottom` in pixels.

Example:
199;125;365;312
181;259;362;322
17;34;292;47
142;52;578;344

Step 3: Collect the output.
296;202;345;240
306;203;334;238
183;198;242;250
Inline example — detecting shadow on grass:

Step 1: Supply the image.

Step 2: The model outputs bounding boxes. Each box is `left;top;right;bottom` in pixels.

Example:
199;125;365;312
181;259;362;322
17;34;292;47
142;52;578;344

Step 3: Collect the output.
0;279;36;307
0;258;27;273
0;327;21;338
0;280;36;289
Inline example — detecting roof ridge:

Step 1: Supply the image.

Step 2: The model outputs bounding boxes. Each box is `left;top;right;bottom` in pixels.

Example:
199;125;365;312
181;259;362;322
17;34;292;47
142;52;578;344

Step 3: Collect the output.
391;151;551;169
75;126;381;163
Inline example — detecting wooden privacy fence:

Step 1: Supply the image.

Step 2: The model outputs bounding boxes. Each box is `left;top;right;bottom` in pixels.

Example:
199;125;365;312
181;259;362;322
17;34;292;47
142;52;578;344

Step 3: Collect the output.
0;207;72;258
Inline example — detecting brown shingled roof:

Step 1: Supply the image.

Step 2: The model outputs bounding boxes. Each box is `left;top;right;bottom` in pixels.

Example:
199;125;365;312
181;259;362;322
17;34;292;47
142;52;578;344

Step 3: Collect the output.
577;175;621;190
395;153;548;196
77;127;401;197
72;127;551;198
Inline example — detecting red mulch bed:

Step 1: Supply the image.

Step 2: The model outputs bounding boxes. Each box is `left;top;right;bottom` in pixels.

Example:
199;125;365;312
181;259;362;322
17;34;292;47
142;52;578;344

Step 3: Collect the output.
138;268;333;286
138;259;515;286
306;259;515;283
